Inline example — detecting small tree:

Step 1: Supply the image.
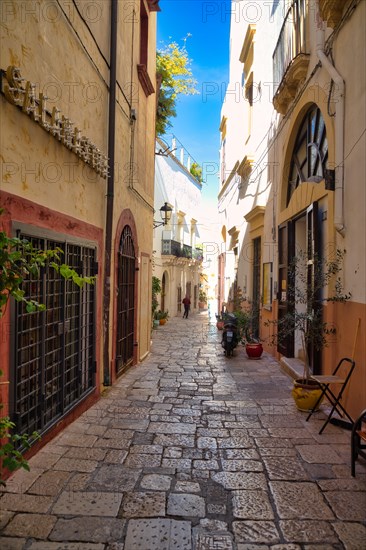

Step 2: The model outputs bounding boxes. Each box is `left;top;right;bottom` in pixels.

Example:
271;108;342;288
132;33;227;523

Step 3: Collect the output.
190;162;203;183
156;39;198;136
265;249;351;380
152;276;161;319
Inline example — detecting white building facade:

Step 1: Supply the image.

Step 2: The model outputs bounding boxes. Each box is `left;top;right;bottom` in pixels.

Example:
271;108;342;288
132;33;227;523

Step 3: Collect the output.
153;139;203;317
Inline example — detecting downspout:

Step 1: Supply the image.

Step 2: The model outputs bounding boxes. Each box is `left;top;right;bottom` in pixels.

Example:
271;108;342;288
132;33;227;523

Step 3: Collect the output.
103;0;118;386
315;0;345;236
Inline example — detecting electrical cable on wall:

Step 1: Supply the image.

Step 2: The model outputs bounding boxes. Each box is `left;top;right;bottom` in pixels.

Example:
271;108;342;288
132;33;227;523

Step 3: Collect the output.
71;0;131;110
126;4;154;213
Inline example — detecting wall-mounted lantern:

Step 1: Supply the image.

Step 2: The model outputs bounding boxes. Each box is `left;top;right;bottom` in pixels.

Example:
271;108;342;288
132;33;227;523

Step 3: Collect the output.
153;202;173;228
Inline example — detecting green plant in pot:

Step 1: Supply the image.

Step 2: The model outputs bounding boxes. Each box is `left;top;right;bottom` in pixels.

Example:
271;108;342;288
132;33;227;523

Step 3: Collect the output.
156;310;169;324
266;249;351;411
152;276;162;328
198;289;207;308
234;305;263;359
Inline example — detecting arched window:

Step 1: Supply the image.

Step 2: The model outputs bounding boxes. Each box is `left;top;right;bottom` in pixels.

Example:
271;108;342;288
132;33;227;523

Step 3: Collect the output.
116;226;136;374
287;105;328;204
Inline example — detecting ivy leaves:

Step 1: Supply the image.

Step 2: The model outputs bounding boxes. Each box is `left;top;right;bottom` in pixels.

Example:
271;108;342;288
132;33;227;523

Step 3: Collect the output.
0;223;95;317
0;411;40;485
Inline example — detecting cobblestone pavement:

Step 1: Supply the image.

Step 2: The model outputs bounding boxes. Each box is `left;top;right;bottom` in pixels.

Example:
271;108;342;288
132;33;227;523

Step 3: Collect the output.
1;312;366;550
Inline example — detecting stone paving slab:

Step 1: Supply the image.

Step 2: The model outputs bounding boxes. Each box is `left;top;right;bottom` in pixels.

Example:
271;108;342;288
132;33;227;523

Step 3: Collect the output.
49;517;126;543
124;518;191;549
122;491;166;517
167;493;206;517
2;513;56;538
279;520;338;544
232;520;280;544
269;482;335;520
28;543;105;550
0;538;26;550
52;490;123;517
0;313;365;549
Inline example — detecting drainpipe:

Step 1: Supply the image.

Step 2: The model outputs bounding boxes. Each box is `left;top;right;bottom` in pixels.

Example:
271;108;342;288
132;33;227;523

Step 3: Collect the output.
103;0;118;386
315;0;345;237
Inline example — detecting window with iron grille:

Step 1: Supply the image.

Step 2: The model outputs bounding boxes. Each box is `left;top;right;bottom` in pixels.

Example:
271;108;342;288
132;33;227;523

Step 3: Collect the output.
12;232;97;437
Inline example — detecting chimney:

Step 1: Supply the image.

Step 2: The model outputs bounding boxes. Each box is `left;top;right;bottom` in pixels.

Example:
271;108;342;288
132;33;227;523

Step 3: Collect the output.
180;148;184;165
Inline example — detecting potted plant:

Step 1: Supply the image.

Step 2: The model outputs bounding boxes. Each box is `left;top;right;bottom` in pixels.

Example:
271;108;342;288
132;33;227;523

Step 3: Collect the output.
234;307;263;359
157;310;169;325
152;276;161;328
266;249;351;411
198;290;207;309
215;313;225;330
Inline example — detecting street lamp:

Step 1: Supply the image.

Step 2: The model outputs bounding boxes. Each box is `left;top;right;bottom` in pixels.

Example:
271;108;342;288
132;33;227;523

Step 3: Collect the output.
153;202;173;228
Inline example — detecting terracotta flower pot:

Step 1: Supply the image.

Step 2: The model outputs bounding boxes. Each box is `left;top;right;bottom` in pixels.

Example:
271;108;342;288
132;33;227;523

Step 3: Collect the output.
216;321;224;330
245;343;263;359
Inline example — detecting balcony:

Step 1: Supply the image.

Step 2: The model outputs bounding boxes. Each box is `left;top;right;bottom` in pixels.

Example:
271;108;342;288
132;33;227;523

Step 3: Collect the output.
319;0;344;29
162;239;203;261
273;0;310;115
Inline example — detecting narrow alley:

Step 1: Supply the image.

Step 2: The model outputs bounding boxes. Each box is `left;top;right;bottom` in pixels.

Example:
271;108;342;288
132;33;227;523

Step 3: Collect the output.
0;312;365;549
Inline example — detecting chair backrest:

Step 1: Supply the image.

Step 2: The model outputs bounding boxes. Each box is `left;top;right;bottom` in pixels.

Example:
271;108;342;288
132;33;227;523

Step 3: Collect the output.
333;357;356;385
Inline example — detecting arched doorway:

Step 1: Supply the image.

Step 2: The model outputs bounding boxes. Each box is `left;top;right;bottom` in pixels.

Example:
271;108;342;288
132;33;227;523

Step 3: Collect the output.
278;104;328;373
116;225;136;375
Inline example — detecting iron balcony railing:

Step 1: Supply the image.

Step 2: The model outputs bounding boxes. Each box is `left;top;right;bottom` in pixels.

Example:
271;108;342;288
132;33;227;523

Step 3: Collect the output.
273;0;308;94
162;239;203;261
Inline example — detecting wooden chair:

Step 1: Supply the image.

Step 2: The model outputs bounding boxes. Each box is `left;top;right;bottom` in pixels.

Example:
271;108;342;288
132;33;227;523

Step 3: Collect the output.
306;357;355;434
351;409;366;477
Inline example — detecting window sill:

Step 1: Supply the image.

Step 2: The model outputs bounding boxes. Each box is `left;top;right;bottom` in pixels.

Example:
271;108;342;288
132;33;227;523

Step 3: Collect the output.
137;64;155;97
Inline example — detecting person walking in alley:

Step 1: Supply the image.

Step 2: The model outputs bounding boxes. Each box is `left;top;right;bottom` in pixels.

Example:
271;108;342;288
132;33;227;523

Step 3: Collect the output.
182;294;191;318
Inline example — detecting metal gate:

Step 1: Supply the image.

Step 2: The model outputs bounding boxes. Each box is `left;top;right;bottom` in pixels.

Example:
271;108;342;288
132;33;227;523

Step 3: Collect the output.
116;226;136;375
13;233;96;437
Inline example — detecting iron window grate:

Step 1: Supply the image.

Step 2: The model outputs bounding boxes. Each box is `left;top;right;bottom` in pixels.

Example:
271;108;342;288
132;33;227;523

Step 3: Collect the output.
13;233;96;436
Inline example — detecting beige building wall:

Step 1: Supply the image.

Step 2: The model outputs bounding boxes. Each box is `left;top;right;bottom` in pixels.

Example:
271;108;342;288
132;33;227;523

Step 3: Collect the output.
108;1;158;371
220;0;365;419
1;0;108;225
0;1;159;437
267;0;366;418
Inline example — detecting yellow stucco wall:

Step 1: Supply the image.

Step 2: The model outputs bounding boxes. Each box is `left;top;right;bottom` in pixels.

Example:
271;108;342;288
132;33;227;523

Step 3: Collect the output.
1;0;109;225
1;0;158;381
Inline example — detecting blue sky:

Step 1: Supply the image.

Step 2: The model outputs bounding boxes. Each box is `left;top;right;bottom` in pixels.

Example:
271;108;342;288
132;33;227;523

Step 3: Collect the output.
157;0;231;207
